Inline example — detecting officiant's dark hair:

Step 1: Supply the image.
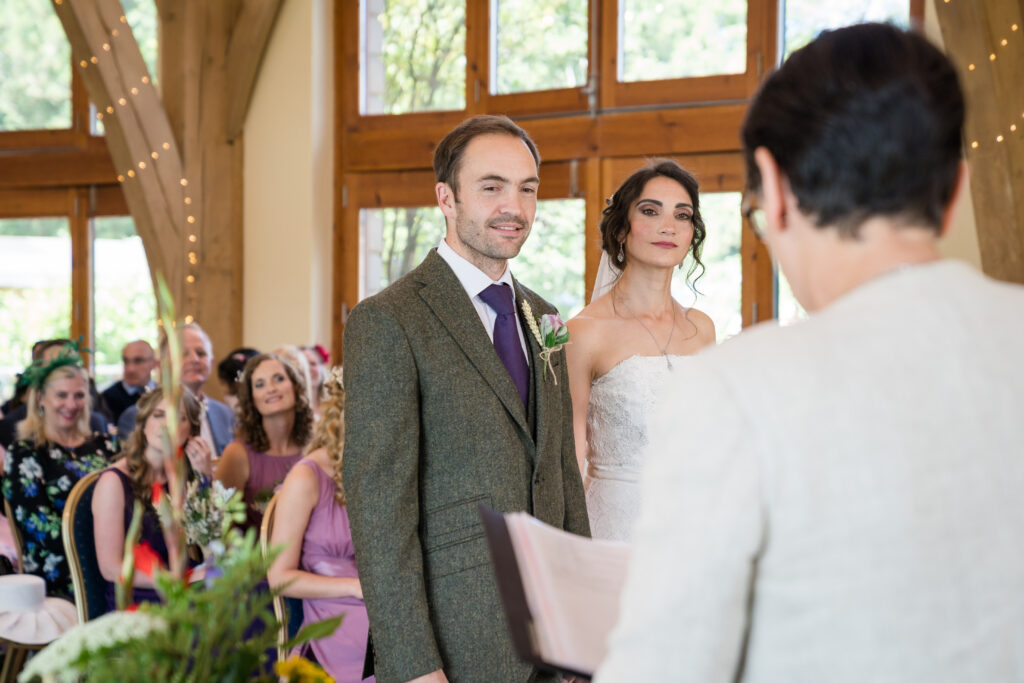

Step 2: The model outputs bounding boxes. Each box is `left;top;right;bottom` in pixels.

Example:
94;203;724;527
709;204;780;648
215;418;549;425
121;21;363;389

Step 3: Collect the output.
600;159;706;286
433;115;541;200
741;23;964;238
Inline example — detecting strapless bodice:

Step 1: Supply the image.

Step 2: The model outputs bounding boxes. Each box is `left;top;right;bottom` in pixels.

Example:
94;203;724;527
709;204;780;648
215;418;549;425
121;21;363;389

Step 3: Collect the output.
584;354;686;541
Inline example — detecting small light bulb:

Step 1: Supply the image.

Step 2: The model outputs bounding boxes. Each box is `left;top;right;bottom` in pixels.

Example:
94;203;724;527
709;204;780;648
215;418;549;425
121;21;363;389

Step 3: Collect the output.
90;56;98;64
111;29;119;37
184;315;194;324
141;76;150;84
188;234;197;242
989;53;996;61
138;161;146;169
180;179;188;187
187;215;196;224
186;275;196;284
184;197;192;205
131;87;139;95
106;106;114;114
118;97;127;106
151;151;159;159
102;43;110;52
968;64;975;71
127;169;136;177
1012;125;1018;132
96;112;103;120
997;135;1004;142
162;142;170;150
1002;39;1008;46
80;60;87;68
117;174;125;182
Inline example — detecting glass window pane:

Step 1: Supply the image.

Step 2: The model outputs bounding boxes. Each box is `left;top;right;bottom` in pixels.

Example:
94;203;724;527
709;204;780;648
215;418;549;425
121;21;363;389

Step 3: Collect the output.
361;0;466;115
673;192;741;341
619;0;747;83
0;218;72;401
783;1;910;59
0;0;71;131
361;207;446;299
493;0;588;95
512;199;585;318
93;217;158;391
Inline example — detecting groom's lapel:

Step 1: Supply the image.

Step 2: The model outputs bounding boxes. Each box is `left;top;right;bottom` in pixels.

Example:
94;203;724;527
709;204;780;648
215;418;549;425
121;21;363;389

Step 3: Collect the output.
416;251;530;435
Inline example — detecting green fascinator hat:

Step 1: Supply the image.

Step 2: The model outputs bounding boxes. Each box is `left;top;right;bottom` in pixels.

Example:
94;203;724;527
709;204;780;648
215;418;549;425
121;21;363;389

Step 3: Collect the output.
18;339;91;392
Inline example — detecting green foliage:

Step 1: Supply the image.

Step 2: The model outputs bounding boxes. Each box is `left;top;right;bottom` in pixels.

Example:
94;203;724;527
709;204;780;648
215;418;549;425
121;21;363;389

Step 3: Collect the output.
620;0;747;81
0;0;70;130
494;0;588;94
370;0;466;114
782;0;909;59
23;530;341;683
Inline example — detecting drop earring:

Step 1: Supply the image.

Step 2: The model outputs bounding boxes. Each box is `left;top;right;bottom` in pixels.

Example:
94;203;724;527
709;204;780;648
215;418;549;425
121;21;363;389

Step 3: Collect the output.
616;243;625;263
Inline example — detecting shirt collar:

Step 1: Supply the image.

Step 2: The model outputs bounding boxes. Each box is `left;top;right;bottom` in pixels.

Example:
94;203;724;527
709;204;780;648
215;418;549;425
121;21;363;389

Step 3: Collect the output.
121;380;155;396
437;239;517;300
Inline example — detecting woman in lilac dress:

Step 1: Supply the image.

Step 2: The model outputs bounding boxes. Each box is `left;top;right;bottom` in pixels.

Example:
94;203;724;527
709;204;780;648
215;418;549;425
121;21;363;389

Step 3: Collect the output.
268;369;372;682
216;353;313;531
92;387;212;612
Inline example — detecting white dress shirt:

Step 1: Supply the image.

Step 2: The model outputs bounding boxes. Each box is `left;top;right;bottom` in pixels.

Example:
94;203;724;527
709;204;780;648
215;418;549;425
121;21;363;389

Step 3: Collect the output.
436;239;530;363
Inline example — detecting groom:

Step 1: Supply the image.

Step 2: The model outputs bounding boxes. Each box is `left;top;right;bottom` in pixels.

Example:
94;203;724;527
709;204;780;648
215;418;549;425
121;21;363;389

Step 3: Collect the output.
343;115;590;683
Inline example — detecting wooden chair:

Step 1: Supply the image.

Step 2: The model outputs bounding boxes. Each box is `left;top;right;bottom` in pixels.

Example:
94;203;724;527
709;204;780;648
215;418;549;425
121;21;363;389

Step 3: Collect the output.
260;494;303;662
61;470;108;623
2;499;22;573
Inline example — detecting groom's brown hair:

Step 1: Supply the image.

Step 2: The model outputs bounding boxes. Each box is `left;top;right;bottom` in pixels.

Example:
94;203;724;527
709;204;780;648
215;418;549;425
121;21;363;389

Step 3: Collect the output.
433;115;541;201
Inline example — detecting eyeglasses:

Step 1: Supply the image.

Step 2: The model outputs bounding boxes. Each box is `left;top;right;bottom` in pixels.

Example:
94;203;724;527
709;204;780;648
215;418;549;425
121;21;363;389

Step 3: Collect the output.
741;192;767;241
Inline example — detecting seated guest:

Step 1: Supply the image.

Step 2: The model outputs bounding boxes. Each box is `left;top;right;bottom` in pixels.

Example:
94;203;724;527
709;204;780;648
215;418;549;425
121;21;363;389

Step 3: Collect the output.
117;323;234;457
268;369;372;682
92;387;212;613
597;24;1024;682
101;340;157;424
300;344;329;419
216;347;260;413
1;348;117;597
0;340;109;450
216;353;312;531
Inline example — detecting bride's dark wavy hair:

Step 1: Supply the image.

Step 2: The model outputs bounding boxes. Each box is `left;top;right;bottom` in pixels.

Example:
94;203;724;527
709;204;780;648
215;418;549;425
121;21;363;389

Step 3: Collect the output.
600;159;707;290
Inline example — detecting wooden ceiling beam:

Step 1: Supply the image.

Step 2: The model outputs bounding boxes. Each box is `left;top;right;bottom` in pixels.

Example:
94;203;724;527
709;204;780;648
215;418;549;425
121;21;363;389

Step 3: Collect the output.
224;0;284;143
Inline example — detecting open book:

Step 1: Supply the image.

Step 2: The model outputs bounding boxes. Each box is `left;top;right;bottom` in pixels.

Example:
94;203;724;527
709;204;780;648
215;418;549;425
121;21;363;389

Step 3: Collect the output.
479;506;631;679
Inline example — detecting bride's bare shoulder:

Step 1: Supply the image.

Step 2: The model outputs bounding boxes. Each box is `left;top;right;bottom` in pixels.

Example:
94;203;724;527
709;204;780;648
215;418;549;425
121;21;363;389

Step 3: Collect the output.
567;297;620;357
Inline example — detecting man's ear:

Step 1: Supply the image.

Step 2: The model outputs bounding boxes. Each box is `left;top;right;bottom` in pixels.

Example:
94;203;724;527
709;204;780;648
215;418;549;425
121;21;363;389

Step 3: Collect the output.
939;161;968;238
753;147;789;235
436;182;456;221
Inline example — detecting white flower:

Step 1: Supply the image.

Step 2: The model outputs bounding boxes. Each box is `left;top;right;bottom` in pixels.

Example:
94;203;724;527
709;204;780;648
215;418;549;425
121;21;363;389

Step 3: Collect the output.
19;611;167;683
56;475;72;492
18;459;43;481
43;554;62;574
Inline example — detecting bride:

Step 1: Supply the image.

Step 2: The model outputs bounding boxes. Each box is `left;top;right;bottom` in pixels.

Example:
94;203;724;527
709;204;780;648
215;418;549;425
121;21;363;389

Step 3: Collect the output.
566;159;716;541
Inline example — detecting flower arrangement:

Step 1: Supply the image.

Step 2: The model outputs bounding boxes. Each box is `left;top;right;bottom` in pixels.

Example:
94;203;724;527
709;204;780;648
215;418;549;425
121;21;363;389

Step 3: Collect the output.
520;299;570;382
180;478;246;558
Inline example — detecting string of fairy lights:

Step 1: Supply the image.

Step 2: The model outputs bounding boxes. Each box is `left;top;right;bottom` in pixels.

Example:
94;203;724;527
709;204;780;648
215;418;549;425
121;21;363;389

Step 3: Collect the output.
940;1;1022;151
52;0;197;325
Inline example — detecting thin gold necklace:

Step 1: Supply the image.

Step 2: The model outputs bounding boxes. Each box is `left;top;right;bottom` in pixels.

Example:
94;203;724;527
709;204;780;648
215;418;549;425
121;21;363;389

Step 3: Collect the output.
613;287;678;369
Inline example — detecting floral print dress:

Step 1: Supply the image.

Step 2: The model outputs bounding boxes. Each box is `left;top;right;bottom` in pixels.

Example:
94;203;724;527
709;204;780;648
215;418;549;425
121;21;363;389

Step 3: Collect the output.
2;433;117;597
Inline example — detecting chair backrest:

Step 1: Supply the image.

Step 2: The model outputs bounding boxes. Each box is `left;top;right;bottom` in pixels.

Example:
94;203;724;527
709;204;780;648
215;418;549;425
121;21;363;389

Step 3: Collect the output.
260;494;303;662
62;469;107;623
3;497;24;573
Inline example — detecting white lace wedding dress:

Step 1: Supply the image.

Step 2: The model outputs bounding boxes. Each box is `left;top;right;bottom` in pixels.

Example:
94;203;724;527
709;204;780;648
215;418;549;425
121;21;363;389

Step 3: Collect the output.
584;354;683;541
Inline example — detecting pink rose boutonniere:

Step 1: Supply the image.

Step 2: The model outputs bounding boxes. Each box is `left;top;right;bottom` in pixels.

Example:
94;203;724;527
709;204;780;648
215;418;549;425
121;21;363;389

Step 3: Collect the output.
520;299;570;383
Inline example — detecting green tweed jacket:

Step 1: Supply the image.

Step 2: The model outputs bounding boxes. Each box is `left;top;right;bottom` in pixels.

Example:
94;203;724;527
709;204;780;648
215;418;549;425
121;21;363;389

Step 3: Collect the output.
343;249;591;683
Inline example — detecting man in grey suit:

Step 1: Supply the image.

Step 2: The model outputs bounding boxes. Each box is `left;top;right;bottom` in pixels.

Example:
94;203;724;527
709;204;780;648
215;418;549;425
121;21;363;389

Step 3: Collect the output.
344;115;590;683
598;24;1024;682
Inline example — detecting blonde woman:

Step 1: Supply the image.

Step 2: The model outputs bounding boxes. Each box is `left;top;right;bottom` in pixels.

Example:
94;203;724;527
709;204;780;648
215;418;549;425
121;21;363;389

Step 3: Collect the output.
267;369;372;681
92;387;210;613
1;348;117;597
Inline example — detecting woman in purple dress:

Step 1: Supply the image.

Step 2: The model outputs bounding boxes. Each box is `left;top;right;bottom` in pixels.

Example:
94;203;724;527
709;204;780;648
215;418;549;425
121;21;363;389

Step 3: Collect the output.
216;352;313;531
268;369;372;682
92;386;212;612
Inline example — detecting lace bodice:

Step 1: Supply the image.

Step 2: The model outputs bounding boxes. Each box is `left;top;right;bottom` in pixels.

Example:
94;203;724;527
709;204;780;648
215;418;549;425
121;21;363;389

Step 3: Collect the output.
584;355;685;541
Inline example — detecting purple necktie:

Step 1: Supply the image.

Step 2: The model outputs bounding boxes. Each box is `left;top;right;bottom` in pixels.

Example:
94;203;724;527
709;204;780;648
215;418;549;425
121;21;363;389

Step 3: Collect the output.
479;283;530;408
